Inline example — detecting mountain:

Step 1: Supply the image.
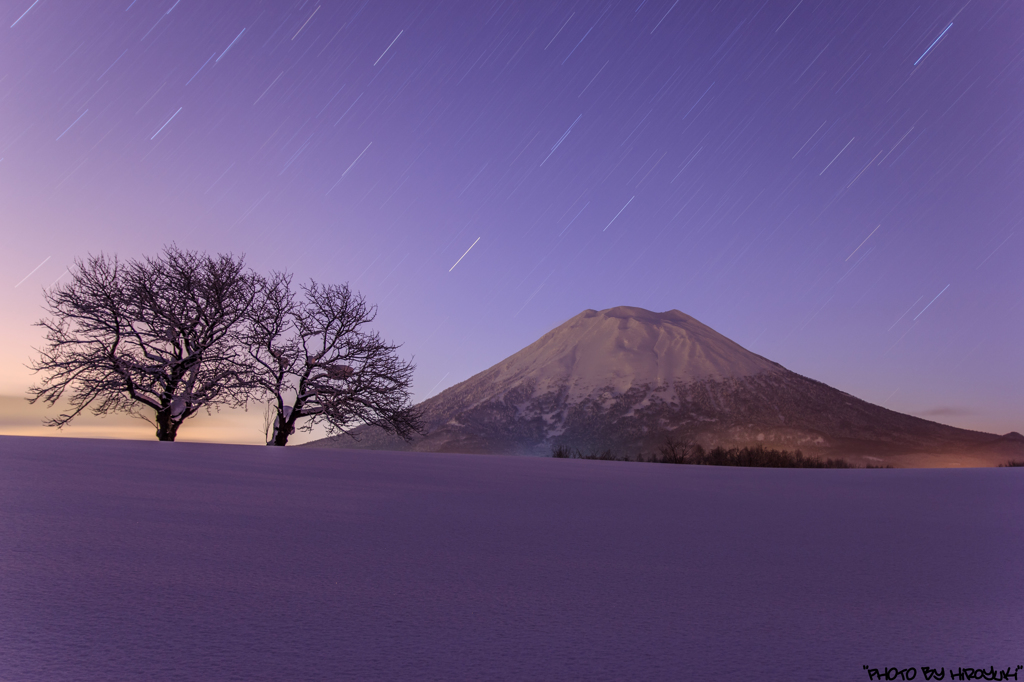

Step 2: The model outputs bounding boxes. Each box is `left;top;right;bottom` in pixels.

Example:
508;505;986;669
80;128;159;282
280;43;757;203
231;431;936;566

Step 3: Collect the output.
304;306;1021;467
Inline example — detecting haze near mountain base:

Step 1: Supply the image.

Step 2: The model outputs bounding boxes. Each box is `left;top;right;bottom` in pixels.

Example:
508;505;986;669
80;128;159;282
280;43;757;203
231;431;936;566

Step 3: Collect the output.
307;307;1022;467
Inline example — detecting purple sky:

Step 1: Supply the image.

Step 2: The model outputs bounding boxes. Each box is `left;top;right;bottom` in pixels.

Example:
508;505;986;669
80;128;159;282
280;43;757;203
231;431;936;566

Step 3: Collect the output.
1;0;1021;440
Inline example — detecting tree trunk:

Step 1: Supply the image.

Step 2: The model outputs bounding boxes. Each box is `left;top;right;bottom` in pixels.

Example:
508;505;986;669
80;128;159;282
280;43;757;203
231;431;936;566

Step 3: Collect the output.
268;406;298;446
270;426;290;446
155;409;180;441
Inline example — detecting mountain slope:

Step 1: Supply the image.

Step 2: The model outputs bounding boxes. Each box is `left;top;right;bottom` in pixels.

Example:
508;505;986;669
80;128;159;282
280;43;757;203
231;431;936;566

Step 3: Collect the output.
305;307;1020;467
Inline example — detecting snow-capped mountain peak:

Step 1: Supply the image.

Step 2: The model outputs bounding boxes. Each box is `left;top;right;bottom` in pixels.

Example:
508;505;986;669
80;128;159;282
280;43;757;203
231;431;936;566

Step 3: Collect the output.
306;306;1020;467
479;306;781;401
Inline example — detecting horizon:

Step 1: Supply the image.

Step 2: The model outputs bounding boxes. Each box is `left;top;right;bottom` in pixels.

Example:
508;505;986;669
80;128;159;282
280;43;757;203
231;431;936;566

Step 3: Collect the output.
1;1;1021;442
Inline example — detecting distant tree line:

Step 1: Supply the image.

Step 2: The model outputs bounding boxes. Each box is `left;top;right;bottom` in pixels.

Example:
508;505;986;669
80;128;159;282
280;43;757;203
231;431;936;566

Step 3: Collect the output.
27;244;421;445
552;438;858;468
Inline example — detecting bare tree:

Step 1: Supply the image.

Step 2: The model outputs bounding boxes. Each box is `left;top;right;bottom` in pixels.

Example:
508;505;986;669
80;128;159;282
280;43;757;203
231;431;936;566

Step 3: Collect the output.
245;275;421;446
27;245;256;441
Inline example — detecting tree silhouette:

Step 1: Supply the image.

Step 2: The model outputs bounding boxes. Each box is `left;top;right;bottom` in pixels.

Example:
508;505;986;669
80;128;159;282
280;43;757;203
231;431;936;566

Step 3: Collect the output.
245;275;420;446
27;245;255;441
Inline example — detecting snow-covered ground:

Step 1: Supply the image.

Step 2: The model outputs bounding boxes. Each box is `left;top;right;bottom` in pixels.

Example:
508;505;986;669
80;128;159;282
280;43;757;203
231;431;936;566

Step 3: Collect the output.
1;435;1021;681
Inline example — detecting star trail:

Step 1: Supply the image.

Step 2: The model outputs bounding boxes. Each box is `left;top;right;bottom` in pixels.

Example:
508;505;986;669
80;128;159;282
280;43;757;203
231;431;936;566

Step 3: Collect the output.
1;0;1021;438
